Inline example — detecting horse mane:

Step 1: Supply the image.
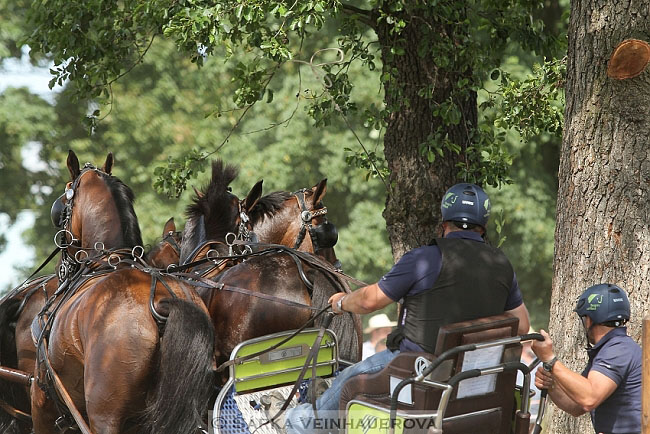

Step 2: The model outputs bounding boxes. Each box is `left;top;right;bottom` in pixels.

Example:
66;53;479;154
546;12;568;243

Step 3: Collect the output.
248;191;292;225
101;173;143;247
181;161;239;262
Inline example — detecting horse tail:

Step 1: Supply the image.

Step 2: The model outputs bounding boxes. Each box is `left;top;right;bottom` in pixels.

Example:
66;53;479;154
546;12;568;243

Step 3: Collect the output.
144;298;215;434
0;297;30;433
312;272;362;362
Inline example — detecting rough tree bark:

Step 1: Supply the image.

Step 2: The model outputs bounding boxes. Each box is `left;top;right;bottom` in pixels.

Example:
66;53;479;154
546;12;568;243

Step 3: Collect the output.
375;8;476;261
549;1;650;433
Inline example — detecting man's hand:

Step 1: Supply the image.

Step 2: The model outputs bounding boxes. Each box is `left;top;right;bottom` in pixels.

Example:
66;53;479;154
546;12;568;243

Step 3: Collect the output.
329;292;346;314
535;366;554;390
532;329;555;362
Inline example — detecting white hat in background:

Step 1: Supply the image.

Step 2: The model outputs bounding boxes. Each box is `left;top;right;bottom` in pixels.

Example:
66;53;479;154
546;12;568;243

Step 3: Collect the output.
364;313;397;334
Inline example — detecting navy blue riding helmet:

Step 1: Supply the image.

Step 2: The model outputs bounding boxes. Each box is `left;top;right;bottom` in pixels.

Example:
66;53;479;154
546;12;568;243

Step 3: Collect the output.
574;283;631;326
440;183;491;228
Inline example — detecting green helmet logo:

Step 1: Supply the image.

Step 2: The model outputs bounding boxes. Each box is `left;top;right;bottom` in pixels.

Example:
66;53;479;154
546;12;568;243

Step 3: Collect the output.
442;193;458;209
587;294;604;311
483;198;490;218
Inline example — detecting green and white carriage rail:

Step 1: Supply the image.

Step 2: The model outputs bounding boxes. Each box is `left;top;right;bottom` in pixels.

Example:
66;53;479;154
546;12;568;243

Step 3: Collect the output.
212;328;339;434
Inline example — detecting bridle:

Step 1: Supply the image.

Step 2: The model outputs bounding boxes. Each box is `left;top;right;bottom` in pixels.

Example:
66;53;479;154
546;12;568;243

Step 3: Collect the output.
179;194;256;266
236;199;257;244
50;163;106;281
161;230;182;257
292;189;337;253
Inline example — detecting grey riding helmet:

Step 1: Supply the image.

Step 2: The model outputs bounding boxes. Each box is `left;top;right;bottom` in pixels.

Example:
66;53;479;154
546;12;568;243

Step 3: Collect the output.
440;183;490;228
574;283;630;326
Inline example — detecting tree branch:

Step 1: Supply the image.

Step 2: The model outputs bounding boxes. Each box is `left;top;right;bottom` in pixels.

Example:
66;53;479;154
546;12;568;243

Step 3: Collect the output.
340;3;375;29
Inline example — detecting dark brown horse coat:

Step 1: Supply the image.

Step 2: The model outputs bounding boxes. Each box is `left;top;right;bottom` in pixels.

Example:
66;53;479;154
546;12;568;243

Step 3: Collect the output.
25;152;215;434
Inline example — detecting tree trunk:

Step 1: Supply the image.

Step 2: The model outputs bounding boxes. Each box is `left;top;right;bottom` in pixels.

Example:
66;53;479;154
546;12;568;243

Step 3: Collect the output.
550;1;650;433
375;8;476;261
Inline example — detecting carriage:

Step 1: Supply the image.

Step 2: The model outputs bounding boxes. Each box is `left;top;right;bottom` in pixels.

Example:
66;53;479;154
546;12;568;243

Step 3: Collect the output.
210;313;546;434
0;151;547;434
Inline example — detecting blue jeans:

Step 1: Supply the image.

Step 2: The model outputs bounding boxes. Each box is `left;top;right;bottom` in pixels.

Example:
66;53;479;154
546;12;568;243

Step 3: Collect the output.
286;349;399;433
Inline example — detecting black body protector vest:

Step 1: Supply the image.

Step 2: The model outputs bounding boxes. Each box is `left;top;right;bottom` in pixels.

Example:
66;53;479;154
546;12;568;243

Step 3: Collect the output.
386;237;515;354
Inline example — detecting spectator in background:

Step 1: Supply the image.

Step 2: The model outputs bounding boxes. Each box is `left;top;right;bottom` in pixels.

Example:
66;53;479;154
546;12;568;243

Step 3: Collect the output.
362;313;396;359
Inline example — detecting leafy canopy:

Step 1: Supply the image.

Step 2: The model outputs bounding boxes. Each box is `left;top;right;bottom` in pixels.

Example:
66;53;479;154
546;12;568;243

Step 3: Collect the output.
25;0;561;196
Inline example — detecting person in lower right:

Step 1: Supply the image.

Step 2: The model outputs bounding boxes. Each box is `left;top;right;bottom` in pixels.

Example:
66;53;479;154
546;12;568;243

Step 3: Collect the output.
532;283;641;434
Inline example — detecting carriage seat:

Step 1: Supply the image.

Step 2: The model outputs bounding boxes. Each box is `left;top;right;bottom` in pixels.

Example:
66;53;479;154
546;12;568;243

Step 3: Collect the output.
340;314;521;434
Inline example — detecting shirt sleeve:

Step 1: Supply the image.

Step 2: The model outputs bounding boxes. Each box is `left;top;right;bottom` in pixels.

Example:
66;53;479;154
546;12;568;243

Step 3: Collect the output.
377;246;442;302
589;339;627;385
504;272;524;311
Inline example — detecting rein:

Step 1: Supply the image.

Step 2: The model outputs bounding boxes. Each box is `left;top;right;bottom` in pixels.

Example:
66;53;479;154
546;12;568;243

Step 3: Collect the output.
174;272;321;312
255;311;336;432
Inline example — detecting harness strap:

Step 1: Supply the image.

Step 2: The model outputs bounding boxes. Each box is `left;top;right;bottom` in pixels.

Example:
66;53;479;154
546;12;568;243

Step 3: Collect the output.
11;275;57;320
149;275;169;324
285;248;314;292
2;247;60;304
293;191;310;250
40;335;92;434
233;240;369;287
173;272;319;313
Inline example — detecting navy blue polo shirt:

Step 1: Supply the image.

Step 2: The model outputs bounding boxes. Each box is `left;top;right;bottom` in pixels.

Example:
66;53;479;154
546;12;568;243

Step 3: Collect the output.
581;327;641;434
377;231;523;351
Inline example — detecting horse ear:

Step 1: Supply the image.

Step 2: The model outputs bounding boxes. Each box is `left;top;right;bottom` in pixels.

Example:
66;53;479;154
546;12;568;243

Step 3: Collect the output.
192;186;204;199
102;152;114;174
243;180;263;213
163;217;176;236
67;150;80;181
311;178;328;206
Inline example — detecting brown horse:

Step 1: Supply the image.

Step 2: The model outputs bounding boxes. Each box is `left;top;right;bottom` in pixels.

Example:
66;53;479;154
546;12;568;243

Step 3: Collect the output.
144;217;182;269
27;152;221;434
0;151;142;433
0;217;186;434
178;170;362;378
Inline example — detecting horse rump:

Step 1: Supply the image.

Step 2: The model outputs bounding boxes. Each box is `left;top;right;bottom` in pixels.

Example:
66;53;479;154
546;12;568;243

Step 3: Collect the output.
143;298;215;434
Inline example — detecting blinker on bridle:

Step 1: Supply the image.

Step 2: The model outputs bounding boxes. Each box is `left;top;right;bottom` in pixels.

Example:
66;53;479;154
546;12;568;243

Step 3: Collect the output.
292;189;338;252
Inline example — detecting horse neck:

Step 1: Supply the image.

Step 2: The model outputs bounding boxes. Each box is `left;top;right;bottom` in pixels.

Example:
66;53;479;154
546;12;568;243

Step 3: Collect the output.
252;205;307;250
73;190;130;250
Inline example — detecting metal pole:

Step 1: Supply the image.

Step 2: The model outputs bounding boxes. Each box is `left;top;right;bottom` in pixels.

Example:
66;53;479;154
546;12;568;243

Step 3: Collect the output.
0;366;32;386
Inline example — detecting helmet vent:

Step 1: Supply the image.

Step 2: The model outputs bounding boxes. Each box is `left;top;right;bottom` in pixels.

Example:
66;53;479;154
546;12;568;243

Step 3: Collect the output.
463;190;476;196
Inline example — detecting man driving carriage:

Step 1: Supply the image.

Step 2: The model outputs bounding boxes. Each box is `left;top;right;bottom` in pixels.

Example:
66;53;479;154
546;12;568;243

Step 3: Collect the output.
284;183;531;433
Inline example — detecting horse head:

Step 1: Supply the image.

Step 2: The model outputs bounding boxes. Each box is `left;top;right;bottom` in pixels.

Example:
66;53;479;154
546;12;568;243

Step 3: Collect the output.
145;217;183;268
178;160;262;264
249;178;340;266
50;150;142;252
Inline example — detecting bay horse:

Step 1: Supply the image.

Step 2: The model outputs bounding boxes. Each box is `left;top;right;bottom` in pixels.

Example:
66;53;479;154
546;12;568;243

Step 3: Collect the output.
0;150;140;434
26;151;218;434
144;217;182;269
0;217;185;434
178;170;362;379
